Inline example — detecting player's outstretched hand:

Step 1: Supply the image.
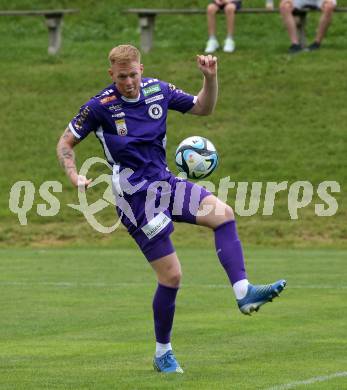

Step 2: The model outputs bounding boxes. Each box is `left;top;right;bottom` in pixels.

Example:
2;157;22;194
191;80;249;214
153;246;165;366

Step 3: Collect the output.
70;173;92;192
196;54;218;78
77;175;93;192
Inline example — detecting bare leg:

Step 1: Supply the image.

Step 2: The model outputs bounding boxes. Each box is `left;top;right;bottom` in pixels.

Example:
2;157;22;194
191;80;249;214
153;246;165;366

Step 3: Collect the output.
280;0;299;44
151;252;182;287
207;3;219;36
224;3;237;36
196;194;234;228
315;0;335;43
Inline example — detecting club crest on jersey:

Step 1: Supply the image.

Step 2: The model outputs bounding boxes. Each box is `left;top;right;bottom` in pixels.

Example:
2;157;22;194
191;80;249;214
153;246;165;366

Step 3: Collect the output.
115;119;128;136
143;83;161;97
148;104;163;119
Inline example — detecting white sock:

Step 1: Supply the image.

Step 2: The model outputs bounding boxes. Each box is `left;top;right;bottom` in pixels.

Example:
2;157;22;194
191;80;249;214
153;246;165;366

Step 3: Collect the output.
233;279;249;299
209;35;217;40
155;342;172;357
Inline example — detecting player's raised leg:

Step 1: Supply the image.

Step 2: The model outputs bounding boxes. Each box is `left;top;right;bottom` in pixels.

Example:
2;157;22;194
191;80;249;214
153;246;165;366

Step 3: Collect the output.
150;251;184;373
196;195;286;315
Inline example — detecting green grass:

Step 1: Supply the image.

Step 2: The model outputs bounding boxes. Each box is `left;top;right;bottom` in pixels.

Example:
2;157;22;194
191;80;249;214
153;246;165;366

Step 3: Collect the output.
1;3;346;388
0;1;346;247
0;247;346;389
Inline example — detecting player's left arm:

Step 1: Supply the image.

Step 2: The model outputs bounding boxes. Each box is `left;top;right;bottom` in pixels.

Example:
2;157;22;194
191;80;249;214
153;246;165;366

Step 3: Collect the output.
56;128;92;191
188;54;218;116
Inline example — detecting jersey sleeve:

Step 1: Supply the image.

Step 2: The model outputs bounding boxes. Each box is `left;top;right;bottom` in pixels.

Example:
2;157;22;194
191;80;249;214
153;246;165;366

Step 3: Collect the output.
166;82;197;113
68;102;98;140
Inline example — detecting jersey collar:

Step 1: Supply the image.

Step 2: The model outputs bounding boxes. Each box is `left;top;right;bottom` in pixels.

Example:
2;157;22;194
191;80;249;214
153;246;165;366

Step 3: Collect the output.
120;94;140;103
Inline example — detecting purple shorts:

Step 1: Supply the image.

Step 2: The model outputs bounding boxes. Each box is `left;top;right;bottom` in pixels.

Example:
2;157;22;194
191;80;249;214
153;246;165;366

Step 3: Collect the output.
213;0;242;11
115;173;211;261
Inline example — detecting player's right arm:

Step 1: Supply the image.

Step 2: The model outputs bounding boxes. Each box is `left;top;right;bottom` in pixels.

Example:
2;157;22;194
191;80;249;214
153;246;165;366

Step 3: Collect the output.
56;128;92;190
188;55;218;116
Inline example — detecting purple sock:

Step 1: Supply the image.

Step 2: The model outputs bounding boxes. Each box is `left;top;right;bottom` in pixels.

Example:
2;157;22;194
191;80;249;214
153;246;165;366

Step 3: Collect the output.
152;283;178;344
214;220;247;285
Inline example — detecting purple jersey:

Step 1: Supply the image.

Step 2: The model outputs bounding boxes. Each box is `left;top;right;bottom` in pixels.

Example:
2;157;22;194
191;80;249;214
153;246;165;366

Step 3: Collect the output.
69;78;197;190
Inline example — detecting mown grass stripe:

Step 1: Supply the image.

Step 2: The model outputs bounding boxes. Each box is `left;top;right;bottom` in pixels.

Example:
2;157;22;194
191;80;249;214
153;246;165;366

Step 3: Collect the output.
0;281;346;289
265;371;347;390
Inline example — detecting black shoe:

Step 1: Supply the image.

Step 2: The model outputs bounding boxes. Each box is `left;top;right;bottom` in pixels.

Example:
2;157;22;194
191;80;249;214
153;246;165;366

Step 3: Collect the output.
307;41;321;51
288;43;302;54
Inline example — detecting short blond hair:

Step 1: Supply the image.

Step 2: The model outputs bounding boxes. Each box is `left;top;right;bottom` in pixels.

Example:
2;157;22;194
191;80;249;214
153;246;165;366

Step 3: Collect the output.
108;44;141;65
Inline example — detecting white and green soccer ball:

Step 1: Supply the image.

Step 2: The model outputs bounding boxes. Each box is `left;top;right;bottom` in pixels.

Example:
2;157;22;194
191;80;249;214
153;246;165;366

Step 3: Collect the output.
175;136;219;179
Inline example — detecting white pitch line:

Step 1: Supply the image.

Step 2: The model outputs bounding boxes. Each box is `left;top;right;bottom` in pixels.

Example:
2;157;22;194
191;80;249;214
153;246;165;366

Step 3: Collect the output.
264;371;347;390
0;281;346;289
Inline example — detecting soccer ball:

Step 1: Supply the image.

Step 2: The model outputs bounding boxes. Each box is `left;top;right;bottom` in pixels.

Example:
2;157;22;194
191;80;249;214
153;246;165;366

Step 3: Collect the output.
175;136;219;179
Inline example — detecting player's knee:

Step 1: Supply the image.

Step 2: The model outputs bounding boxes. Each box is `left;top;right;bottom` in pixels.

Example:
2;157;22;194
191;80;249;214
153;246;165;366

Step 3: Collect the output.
223;204;235;221
166;271;182;287
214;202;234;223
212;201;234;225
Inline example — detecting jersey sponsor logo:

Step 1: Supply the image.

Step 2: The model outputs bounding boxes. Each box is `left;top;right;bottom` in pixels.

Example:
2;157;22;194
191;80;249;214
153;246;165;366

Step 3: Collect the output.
148;104;163;119
108;104;122;111
100;88;114;96
141;212;171;239
141;78;159;88
115;119;128;136
100;95;116;104
142;83;161;97
74;106;90;130
145;94;164;105
112;112;125;118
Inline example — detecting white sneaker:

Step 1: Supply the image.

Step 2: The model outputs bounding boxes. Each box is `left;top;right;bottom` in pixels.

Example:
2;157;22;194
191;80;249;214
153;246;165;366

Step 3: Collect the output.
205;38;219;53
223;37;235;53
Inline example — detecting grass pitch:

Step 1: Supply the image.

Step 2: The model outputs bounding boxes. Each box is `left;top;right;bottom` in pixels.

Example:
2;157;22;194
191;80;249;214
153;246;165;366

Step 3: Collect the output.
0;0;346;247
0;247;346;389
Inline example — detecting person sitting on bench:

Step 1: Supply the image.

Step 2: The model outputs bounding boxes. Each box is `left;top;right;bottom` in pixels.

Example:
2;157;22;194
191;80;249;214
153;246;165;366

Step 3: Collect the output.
280;0;336;53
205;0;242;53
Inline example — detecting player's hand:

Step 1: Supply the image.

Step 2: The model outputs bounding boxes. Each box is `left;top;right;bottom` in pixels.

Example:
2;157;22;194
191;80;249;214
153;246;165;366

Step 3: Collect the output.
196;54;218;79
70;173;93;192
77;175;92;192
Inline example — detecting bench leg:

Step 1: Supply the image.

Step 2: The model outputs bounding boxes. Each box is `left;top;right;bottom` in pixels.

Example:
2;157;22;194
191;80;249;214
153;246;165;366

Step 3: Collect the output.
44;15;63;55
295;13;307;48
139;14;155;53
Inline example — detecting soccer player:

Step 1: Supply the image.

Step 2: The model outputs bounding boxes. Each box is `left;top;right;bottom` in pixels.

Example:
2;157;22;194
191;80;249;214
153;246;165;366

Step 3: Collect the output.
205;0;242;53
57;44;286;374
280;0;336;53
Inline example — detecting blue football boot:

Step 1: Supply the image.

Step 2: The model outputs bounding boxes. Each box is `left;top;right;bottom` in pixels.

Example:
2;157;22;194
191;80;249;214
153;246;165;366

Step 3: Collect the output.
153;350;184;373
237;279;287;315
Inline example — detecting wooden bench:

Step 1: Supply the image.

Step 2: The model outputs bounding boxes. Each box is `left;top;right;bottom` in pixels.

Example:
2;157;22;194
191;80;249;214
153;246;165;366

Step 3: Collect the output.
0;9;79;55
124;7;347;52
